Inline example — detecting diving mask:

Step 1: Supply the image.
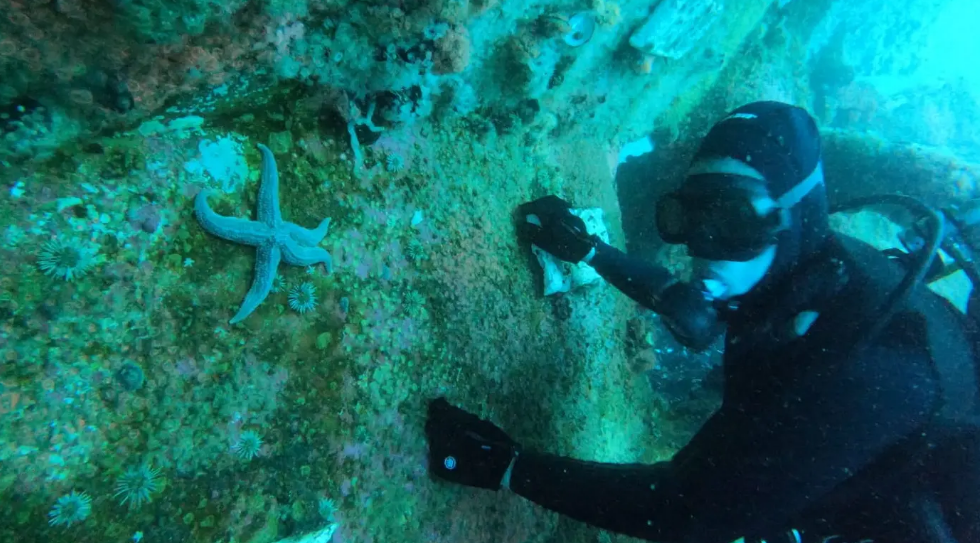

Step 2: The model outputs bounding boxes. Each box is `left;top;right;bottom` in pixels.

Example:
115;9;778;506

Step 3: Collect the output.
656;174;789;262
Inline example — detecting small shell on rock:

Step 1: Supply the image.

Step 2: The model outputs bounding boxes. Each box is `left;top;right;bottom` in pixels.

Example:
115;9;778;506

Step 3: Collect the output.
563;12;596;47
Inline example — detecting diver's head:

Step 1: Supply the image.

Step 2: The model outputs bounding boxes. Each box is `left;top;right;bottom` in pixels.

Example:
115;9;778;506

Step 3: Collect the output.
656;101;829;301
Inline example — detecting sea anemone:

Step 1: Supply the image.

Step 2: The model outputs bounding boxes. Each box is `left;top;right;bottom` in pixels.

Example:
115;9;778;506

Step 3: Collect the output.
37;238;98;281
385;153;405;173
113;464;161;509
48;490;92;527
233;430;263;461
405;238;428;261
288;282;317;314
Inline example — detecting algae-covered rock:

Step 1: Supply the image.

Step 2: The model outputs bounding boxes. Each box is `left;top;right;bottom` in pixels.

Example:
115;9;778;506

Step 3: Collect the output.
823;129;980;206
629;0;725;59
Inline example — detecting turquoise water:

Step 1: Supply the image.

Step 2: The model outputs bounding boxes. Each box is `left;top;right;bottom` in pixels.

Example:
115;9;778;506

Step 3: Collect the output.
1;0;978;542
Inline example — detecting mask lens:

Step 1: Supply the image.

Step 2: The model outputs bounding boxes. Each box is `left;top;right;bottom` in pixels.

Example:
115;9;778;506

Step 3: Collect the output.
660;175;784;261
684;192;780;260
712;199;763;242
656;194;688;243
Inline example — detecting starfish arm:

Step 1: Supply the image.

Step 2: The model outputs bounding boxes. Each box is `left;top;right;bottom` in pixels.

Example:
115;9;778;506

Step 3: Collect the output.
256;144;283;228
230;242;281;324
284;218;331;246
195;190;273;246
281;239;333;272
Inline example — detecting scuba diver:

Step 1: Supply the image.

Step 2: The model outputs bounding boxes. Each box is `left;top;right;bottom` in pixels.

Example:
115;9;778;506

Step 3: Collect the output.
424;102;980;542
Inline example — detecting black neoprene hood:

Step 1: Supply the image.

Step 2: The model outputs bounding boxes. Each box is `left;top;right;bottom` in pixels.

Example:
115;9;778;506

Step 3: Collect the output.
685;101;830;277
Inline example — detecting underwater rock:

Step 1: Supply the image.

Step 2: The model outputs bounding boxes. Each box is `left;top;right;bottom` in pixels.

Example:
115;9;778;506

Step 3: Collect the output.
551;295;573;321
186;136;249;194
116;361;146;392
629;0;725;59
432;26;472;74
822;129;980;206
129;204;162;234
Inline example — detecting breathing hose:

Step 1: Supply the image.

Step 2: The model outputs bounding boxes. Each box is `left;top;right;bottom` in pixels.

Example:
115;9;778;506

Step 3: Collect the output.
830;194;945;350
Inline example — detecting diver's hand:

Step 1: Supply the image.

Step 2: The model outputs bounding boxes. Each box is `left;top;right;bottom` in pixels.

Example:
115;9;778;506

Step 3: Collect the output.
656;281;724;351
425;398;520;490
517;195;598;263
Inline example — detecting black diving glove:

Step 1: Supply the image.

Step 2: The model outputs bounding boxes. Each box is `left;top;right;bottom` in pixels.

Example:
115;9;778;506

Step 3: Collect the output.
517;195;598;263
656;281;724;351
425;398;520;490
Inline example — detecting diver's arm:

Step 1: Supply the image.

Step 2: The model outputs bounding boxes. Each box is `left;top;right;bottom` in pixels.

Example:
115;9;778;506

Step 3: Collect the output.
587;241;676;310
507;453;692;542
588;241;722;349
508;326;938;542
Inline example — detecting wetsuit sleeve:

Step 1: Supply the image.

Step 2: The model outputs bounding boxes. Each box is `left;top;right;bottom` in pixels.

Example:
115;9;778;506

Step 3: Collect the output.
588;241;676;310
508;318;939;542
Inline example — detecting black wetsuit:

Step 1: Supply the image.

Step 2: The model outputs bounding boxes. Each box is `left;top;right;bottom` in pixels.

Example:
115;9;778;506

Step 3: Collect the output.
508;235;980;542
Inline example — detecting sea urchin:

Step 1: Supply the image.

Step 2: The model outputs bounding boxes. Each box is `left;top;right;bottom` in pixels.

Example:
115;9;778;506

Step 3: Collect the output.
233;430;263;461
37;238;98;281
48;490;92;527
113;464;161;510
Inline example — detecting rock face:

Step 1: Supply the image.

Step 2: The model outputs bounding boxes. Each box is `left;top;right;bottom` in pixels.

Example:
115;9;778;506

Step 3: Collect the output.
1;0;775;164
629;0;725;59
822;129;980;207
1;0;978;542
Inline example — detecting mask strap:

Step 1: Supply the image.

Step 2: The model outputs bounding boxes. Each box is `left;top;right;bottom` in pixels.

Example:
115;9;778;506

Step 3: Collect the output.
767;164;823;236
776;161;824;209
688;157;766;181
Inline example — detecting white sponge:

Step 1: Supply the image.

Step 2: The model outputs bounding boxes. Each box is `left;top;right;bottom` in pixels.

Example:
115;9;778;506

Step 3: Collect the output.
532;208;610;296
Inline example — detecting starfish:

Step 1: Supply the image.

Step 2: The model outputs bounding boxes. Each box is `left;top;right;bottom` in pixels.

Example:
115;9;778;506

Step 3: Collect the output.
195;143;333;324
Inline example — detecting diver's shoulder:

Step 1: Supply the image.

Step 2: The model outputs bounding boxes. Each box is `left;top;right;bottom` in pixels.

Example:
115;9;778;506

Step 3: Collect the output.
822;234;910;291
